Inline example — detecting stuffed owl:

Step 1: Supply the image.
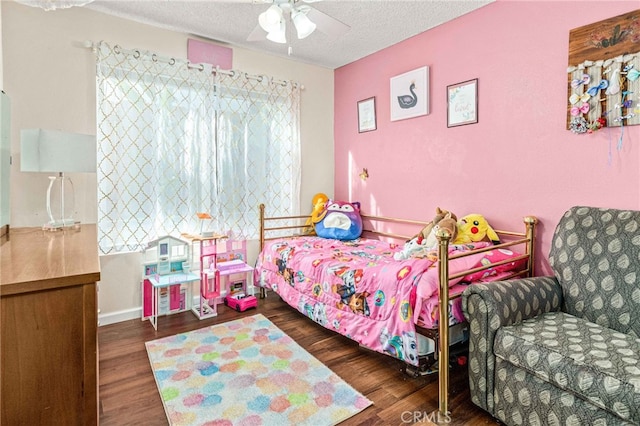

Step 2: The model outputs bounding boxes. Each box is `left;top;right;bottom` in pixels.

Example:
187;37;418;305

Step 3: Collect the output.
314;200;363;240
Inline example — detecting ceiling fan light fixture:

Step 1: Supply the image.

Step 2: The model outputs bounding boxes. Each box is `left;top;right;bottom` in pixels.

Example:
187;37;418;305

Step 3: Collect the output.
258;5;283;33
15;0;94;11
266;21;287;44
292;7;317;39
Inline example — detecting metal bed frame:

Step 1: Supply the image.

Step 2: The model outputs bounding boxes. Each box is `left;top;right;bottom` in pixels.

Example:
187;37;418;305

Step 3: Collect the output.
257;203;537;418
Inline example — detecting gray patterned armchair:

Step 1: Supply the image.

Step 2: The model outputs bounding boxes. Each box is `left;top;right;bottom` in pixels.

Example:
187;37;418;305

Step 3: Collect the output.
462;206;640;425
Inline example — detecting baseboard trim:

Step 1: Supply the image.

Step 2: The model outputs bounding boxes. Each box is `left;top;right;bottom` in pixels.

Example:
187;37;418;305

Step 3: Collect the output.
98;286;258;326
98;307;141;326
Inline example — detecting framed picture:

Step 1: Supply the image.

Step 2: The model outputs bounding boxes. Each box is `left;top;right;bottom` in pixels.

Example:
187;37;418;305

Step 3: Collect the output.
390;66;429;122
447;79;478;127
357;97;377;132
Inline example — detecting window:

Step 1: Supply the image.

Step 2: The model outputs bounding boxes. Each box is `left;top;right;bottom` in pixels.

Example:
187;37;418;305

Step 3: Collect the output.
96;42;300;254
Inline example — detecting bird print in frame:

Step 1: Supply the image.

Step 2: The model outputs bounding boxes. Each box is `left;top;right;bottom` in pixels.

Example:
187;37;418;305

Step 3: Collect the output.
390;66;429;121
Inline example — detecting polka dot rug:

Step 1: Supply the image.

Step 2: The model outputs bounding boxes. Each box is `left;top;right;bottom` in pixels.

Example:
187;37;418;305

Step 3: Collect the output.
145;314;372;425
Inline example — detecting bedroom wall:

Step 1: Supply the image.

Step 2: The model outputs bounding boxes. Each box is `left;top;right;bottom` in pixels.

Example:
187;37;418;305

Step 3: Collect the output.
334;1;640;275
2;2;335;324
0;3;3;89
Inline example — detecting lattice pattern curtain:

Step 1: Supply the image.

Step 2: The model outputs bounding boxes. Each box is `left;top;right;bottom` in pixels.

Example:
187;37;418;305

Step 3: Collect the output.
96;42;301;254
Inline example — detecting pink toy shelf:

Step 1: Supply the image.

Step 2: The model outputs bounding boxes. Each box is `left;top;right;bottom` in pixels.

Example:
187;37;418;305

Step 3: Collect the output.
181;235;255;320
216;240;255;302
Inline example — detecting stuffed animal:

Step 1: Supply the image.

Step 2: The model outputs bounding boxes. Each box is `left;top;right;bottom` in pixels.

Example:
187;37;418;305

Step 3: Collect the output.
453;213;500;245
393;234;429;260
314;200;363;240
395;208;459;260
423;211;458;248
304;193;329;235
411;207;457;242
393;208;458;260
430;214;458;244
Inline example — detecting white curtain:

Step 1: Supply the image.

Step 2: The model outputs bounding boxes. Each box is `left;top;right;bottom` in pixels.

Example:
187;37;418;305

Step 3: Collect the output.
96;42;301;254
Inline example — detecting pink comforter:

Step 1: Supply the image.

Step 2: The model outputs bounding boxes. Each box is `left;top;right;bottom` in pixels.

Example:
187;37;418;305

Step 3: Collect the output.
413;246;526;328
255;236;523;366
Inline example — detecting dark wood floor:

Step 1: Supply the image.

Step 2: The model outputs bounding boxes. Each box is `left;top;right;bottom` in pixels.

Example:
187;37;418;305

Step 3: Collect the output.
98;295;500;425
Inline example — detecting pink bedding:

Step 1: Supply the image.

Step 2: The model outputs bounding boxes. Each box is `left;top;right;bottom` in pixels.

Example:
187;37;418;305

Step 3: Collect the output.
413;246;527;328
255;236;524;366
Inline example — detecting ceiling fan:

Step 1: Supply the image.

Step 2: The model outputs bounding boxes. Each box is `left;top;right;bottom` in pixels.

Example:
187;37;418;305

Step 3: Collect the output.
247;0;350;44
14;0;93;11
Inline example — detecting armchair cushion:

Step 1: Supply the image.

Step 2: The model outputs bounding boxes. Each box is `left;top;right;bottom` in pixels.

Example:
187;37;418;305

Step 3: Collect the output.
549;206;640;337
492;358;635;425
495;311;640;423
462;276;562;412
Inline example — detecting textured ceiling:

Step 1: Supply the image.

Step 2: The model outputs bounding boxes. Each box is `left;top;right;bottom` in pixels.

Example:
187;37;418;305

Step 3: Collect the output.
86;0;494;69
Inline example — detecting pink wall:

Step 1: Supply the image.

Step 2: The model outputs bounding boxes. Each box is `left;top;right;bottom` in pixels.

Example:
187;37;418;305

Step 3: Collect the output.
334;1;640;275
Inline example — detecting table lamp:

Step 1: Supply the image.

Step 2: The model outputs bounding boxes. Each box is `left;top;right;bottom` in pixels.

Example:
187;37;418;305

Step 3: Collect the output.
20;129;96;231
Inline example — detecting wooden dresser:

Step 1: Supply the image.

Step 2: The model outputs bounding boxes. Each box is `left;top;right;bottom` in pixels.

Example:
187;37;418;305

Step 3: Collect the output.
0;225;100;425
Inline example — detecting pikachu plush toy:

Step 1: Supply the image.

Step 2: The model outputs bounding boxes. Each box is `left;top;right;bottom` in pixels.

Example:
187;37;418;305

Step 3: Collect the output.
453;213;500;245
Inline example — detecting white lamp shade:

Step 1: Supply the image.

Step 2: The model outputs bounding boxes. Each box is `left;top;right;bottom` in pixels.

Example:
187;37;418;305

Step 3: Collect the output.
266;22;287;44
259;5;283;33
292;8;317;39
21;129;96;173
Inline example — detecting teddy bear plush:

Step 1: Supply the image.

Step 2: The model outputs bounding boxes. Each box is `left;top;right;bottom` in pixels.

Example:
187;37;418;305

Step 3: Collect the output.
411;207;457;242
430;213;458;245
453;213;500;245
394;208;458;260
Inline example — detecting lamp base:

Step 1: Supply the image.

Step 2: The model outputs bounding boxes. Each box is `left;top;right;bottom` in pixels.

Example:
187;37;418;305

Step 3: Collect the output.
46;173;78;231
43;219;81;231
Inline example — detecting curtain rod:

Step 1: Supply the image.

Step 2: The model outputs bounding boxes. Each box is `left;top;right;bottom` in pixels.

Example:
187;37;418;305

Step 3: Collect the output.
84;40;304;89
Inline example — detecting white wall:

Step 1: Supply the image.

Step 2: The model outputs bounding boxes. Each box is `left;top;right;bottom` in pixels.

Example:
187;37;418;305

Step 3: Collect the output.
2;2;335;324
0;4;6;232
0;2;4;89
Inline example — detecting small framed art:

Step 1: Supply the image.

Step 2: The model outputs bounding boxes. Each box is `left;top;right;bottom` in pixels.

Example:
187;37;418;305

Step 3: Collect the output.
447;79;478;127
390;66;429;122
357;97;377;133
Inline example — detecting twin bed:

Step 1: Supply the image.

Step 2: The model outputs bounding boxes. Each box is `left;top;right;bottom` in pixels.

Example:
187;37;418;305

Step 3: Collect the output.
253;203;537;416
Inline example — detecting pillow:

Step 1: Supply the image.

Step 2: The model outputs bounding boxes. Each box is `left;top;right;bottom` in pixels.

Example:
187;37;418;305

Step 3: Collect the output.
314;200;363;240
461;248;527;282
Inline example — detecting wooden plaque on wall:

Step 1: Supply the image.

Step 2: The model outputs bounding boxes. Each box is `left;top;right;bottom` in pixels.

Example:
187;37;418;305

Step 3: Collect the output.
566;10;640;130
568;10;639;67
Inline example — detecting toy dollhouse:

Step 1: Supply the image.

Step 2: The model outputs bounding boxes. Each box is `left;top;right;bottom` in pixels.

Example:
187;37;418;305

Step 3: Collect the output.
141;235;199;330
181;234;255;319
142;234;256;328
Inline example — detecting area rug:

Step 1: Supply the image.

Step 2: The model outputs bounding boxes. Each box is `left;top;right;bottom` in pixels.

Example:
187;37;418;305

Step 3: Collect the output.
145;314;372;425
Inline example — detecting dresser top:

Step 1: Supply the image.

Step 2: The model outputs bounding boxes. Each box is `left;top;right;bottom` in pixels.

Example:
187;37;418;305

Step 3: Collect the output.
0;224;101;296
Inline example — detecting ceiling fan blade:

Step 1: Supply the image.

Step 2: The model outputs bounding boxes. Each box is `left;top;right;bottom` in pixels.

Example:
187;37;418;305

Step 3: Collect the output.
306;7;350;38
247;23;267;41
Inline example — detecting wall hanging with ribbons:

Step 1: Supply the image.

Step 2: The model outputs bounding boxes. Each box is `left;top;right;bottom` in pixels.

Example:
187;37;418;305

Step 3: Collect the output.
566;10;640;136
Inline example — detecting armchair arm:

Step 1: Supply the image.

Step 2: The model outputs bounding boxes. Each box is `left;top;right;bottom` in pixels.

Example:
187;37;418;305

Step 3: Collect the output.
461;276;563;414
